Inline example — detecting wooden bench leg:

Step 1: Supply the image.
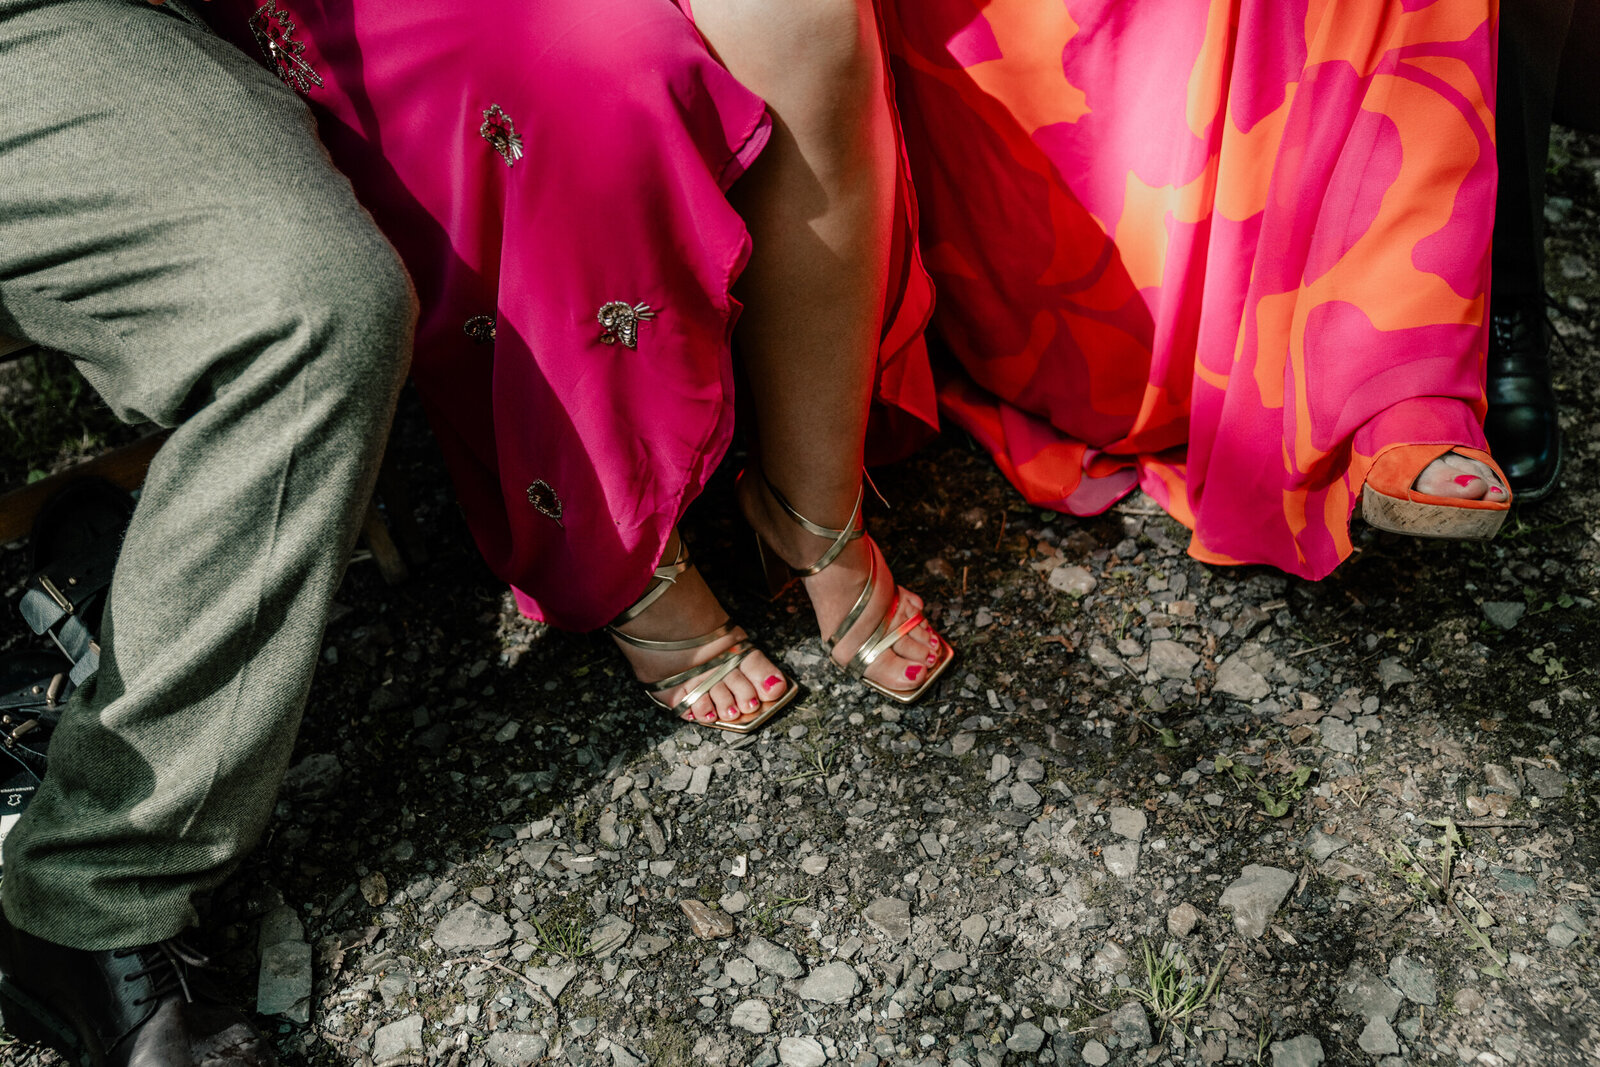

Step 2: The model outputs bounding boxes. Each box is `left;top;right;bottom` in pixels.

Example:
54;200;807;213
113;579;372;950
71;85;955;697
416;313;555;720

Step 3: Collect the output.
359;499;410;585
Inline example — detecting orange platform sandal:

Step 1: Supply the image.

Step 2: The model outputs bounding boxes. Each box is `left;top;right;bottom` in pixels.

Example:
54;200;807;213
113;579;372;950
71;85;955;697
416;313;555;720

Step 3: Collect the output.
1357;445;1511;541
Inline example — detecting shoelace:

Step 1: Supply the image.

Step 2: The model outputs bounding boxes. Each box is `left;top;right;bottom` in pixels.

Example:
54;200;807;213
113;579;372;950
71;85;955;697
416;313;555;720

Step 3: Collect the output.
114;938;216;1007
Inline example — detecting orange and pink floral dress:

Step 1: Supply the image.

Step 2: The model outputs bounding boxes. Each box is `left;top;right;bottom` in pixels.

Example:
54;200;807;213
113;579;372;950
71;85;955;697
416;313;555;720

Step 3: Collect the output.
887;0;1500;578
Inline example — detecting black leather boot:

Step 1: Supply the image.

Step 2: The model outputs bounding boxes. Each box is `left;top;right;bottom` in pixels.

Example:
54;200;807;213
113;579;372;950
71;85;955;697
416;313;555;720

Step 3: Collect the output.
0;908;277;1067
1484;296;1562;502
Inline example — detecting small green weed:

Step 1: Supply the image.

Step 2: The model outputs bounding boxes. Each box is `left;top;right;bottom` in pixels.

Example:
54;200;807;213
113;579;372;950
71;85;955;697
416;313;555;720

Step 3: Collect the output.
1130;941;1226;1041
528;915;588;960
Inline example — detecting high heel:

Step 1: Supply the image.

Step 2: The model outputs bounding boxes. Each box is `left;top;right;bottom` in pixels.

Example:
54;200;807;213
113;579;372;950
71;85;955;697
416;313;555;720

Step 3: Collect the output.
1357;445;1511;540
747;471;954;705
607;538;798;734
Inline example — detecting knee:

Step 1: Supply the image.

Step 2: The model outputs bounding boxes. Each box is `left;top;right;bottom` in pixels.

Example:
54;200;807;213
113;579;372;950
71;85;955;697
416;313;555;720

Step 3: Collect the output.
259;218;417;407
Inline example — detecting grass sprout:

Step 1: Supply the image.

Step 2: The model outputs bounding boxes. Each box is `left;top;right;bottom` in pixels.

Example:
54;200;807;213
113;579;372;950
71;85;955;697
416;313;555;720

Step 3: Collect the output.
528;915;588;960
1132;941;1227;1039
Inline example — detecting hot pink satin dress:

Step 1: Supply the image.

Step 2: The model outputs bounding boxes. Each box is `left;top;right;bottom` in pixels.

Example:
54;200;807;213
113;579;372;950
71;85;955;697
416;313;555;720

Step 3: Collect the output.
205;0;939;629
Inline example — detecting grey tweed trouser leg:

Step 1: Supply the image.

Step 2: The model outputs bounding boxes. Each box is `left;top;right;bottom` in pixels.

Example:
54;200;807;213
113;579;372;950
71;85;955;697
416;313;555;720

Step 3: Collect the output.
0;0;416;949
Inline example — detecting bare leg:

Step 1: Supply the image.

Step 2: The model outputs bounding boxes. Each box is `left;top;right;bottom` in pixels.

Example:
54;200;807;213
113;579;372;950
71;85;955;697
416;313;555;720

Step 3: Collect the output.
696;0;941;692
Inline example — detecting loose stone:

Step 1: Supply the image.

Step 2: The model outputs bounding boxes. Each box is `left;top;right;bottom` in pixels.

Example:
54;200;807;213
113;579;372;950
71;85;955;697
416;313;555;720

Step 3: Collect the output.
681;899;734;940
777;1036;827;1067
1219;865;1295;939
797;962;860;1004
730;999;772;1034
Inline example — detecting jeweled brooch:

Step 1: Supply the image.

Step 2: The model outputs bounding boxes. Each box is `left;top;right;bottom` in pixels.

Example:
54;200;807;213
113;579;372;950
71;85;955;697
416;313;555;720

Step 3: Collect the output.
596;301;655;350
526;480;563;526
250;2;323;95
463;314;497;345
480;105;524;168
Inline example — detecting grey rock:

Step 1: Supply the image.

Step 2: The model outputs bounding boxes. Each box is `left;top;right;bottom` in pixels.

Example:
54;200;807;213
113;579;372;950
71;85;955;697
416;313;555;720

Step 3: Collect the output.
800;854;830;875
1215;655;1271;701
281;753;342;801
1336;965;1402;1022
258;905;304;951
526;962;577;999
1305;828;1350;862
960;914;989;946
951;732;977;756
1387;956;1436;1006
931;950;968;972
1108;806;1147;841
1547;924;1580;949
484;1034;550;1066
1270;1035;1325;1067
1481;601;1526;631
1016;758;1046;782
1219;865;1296;938
1010;781;1042;810
1167;902;1202;937
371;1014;424;1066
778;1036;827;1067
798;962;860;1004
744;936;805;979
1320;719;1357;755
1523;767;1567;799
1358;1016;1400;1056
1103;842;1139;878
727;958;759;985
1106;1002;1153;1048
730;999;772;1034
588;914;634;958
1376;657;1417;689
256;940;312;1022
1516;767;1568;799
1006;1022;1046;1053
1082;1039;1110;1065
1484;764;1520;796
863;897;911;943
1148;640;1200;680
608;1044;646;1067
987;754;1012;782
1049;565;1096;597
432;903;511;951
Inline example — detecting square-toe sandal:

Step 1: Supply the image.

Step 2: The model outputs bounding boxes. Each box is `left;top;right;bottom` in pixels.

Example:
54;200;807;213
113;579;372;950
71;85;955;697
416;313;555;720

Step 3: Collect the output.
606;540;798;734
1357;445;1510;541
750;473;954;705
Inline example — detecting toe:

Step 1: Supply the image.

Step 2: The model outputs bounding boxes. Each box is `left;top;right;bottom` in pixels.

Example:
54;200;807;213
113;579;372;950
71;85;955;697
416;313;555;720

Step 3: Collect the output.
707;681;741;722
681;692;718;724
1415;452;1499;499
725;669;760;718
739;648;788;704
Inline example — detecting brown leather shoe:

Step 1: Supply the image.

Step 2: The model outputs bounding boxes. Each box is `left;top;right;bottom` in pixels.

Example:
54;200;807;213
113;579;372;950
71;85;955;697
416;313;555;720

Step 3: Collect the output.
0;907;277;1066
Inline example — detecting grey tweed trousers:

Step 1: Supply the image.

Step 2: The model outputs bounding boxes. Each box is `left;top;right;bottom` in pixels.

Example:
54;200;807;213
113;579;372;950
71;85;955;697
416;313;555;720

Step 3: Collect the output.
0;0;415;949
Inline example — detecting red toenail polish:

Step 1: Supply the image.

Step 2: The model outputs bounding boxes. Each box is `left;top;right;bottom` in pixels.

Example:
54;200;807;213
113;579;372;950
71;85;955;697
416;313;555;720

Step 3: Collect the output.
1489;486;1504;495
906;665;923;681
748;697;759;709
1454;474;1477;487
764;675;781;690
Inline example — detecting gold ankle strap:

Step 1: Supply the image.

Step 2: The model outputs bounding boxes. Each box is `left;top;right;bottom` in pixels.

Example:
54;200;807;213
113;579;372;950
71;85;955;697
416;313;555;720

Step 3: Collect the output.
761;474;866;578
609;538;691;627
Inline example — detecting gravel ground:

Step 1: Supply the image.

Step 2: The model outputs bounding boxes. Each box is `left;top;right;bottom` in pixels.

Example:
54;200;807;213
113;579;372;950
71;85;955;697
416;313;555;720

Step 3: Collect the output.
3;133;1599;1067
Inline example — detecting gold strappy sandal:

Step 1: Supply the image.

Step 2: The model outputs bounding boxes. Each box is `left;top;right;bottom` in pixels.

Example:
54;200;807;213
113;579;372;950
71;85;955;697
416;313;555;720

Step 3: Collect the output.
749;473;954;705
606;538;798;734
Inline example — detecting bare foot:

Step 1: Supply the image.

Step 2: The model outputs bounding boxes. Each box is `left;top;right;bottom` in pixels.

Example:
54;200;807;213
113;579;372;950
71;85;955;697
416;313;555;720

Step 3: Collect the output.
1413;451;1509;501
609;530;789;726
740;476;945;695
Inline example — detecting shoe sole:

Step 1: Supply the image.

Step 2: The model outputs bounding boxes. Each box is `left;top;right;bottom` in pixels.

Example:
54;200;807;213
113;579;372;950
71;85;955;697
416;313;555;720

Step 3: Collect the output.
1358;485;1508;541
860;636;956;705
0;976;90;1066
1507;432;1564;504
